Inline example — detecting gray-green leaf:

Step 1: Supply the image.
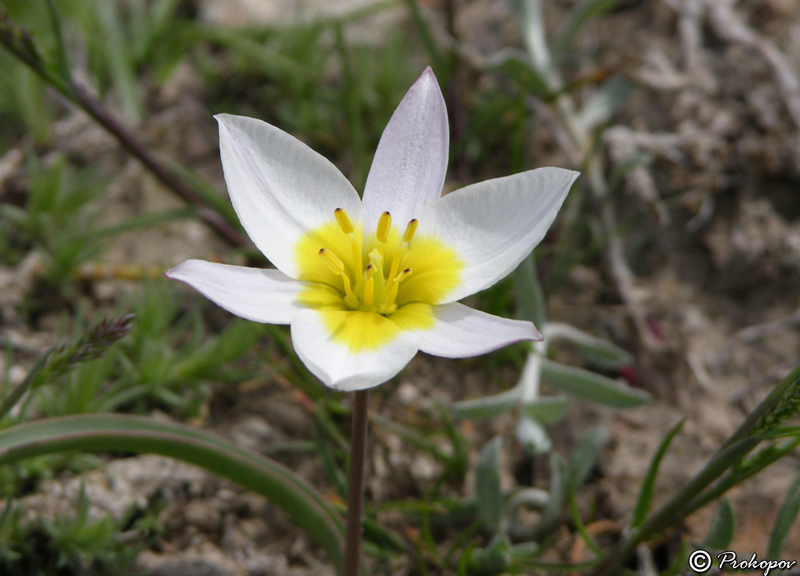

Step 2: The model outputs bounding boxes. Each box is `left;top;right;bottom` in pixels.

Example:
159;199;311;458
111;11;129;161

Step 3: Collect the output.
703;499;735;550
476;437;504;533
541;358;650;408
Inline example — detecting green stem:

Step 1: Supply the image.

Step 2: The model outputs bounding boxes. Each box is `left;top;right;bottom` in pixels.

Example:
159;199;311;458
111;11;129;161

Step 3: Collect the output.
683;436;800;517
721;363;800;449
0;350;51;421
591;436;760;576
343;390;370;576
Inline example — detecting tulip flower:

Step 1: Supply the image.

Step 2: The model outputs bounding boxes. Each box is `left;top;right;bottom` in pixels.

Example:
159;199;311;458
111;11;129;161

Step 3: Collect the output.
166;67;577;576
166;68;578;392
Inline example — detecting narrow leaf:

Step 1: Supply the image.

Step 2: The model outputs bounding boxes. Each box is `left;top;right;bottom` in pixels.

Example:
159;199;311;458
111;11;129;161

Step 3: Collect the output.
768;468;800;559
551;0;624;59
545;323;633;370
569;426;606;489
577;76;632;130
541;358;650;408
454;387;521;420
510;0;552;76
94;0;142;122
522;396;568;424
490;50;552;100
703;499;735;550
476;437;503;533
532;452;568;538
0;414;344;568
630;418;686;529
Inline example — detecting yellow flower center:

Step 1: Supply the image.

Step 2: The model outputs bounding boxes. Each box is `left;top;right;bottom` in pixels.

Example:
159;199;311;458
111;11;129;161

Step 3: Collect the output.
293;207;463;352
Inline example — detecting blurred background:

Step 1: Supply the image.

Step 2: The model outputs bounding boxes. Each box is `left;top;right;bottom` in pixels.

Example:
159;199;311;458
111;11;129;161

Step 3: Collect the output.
0;0;799;574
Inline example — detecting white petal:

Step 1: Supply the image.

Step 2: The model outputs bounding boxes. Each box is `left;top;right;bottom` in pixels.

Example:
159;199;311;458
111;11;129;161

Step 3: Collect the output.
416;303;541;358
216;114;362;278
290;309;421;392
362;67;449;233
165;259;304;324
420;167;578;302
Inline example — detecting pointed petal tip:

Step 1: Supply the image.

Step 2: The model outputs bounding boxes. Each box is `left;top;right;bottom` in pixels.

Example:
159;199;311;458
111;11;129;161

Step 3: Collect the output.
417;66;440;88
163;263;181;280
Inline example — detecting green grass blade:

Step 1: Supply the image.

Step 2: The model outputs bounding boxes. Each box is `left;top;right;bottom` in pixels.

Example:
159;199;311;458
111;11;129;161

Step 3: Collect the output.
551;0;623;59
768;468;800;559
630;418;685;529
0;414;344;568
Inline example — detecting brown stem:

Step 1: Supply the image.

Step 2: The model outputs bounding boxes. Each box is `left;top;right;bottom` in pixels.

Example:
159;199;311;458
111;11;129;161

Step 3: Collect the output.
67;81;250;248
0;10;249;248
343;390;370;576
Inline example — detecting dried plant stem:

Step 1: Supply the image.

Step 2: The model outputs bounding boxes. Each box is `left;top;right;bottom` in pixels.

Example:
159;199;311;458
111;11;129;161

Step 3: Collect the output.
0;11;250;249
343;390;370;576
65;82;250;248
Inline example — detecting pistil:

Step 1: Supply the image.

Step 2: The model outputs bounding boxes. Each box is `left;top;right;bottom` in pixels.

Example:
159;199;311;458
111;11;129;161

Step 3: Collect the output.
363;265;376;309
381;268;412;314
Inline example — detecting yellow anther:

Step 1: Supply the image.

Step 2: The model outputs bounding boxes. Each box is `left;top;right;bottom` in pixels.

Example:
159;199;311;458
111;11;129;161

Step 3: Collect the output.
334;208;355;234
394;268;412;283
319;248;345;275
377;211;392;243
402;219;418;242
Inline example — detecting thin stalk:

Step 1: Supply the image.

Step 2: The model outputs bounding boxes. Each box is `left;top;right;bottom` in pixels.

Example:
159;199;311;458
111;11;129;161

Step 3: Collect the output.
0;350;51;421
590;436;760;576
67;82;249;248
344;390;370;576
720;362;800;450
0;11;249;248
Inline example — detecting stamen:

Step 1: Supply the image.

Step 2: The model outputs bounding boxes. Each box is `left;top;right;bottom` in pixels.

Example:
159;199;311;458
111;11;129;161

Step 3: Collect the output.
394;268;412;283
386;249;404;292
334;208;354;234
319;248;344;275
383;268;412;313
377;211;392;243
341;274;358;308
402;219;418;242
320;248;358;308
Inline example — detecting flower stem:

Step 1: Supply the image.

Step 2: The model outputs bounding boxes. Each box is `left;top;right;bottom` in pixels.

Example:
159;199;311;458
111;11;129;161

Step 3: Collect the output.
343;389;370;576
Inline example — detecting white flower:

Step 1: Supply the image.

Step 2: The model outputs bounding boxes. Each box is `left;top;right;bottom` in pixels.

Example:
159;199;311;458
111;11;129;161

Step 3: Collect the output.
166;68;578;392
